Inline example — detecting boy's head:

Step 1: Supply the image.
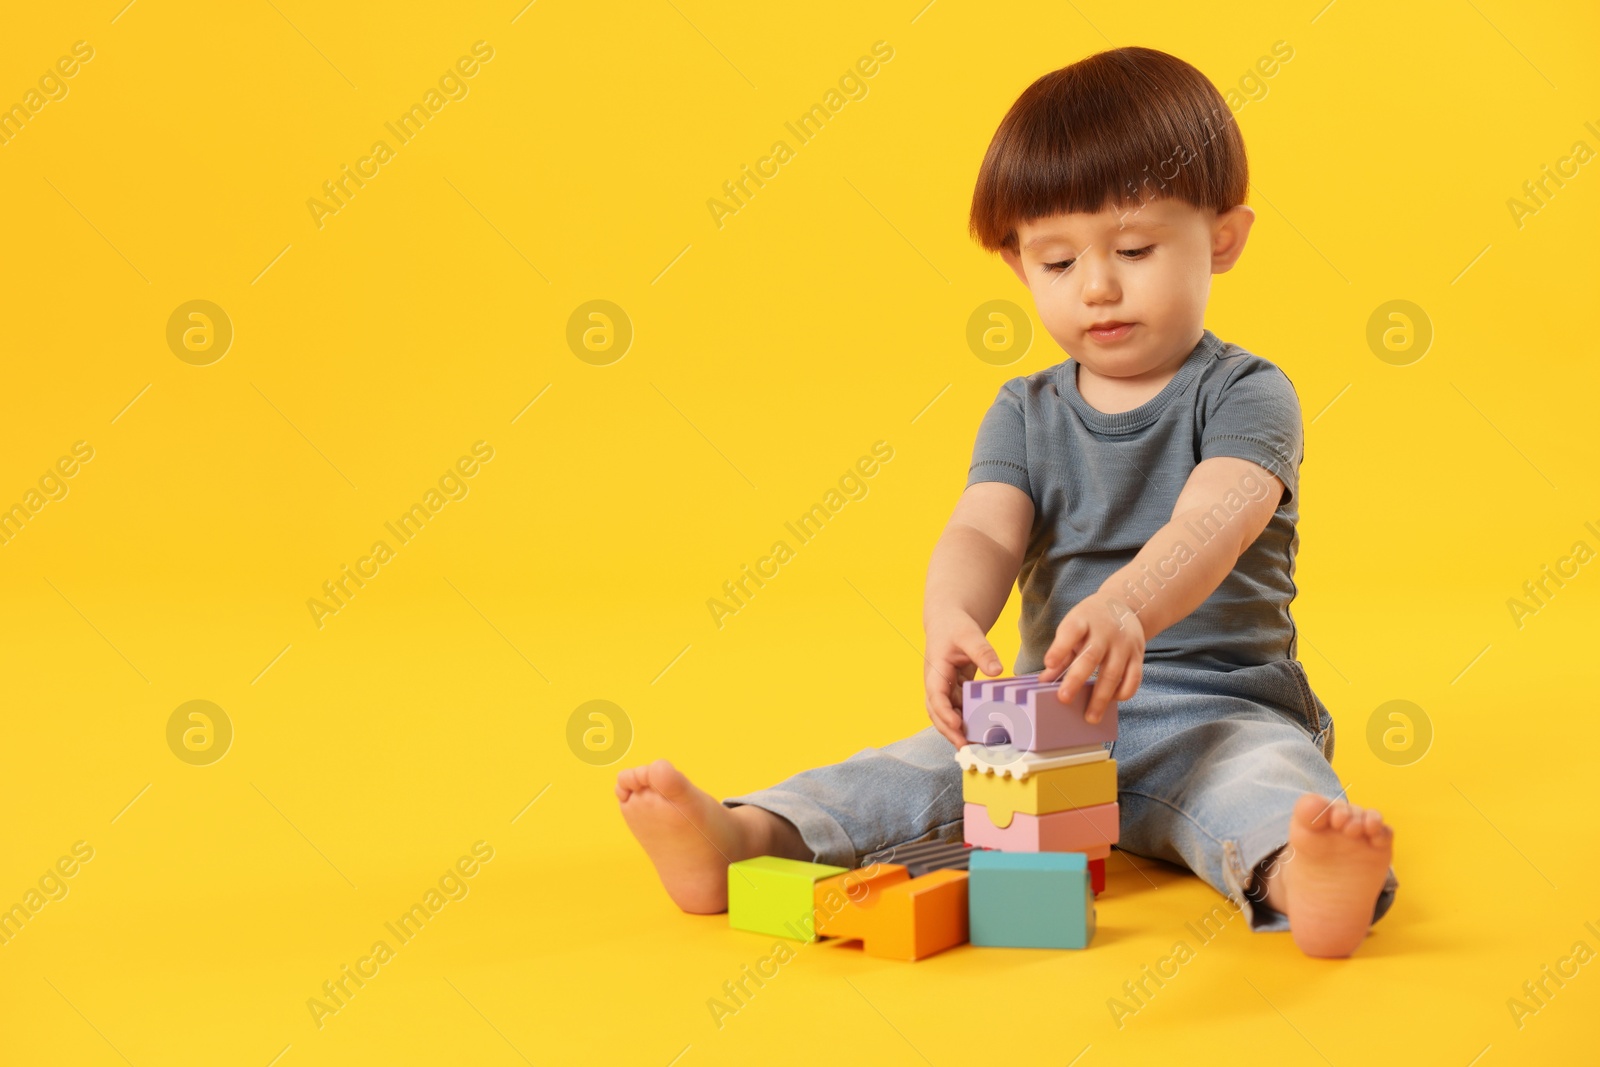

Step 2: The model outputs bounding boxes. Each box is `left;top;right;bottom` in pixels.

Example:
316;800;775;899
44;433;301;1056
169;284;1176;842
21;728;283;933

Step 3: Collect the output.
969;47;1254;378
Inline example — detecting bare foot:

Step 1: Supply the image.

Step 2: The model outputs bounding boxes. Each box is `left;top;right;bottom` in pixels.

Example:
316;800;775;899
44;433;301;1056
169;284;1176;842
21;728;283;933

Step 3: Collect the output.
1278;792;1395;957
616;758;793;914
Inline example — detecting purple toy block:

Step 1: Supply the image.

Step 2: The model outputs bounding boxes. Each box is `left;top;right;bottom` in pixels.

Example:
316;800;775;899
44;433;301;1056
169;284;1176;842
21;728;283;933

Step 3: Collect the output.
961;678;1118;751
966;673;1041;704
993;678;1054;706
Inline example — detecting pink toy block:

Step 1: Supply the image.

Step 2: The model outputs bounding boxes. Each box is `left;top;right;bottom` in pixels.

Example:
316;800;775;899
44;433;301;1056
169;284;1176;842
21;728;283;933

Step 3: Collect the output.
961;677;1118;752
962;801;1120;852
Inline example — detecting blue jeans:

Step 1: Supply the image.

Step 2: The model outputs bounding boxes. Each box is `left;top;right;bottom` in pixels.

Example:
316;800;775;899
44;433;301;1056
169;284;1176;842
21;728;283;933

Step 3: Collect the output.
723;658;1399;933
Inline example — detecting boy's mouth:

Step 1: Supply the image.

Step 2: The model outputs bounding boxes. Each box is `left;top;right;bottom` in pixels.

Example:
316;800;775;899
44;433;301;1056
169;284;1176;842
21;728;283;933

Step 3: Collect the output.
1087;321;1135;342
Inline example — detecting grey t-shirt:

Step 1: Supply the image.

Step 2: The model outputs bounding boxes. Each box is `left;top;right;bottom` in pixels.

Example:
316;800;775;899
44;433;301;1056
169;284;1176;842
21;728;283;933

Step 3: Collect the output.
966;328;1304;674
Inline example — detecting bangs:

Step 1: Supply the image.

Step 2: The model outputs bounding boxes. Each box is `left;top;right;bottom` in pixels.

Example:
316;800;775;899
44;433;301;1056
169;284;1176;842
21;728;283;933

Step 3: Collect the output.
970;47;1248;254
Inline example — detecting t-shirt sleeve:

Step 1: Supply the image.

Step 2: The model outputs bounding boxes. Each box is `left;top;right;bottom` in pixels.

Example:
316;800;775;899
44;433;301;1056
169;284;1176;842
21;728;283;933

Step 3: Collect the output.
966;378;1032;498
1199;360;1303;508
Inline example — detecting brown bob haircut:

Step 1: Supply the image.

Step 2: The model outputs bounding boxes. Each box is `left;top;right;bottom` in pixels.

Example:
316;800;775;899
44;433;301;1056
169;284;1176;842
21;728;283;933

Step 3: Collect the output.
969;46;1248;255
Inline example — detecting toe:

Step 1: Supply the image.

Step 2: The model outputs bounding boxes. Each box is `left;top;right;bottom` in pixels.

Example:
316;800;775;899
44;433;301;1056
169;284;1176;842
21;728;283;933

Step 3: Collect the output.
1293;793;1331;829
1363;809;1387;841
1326;800;1351;831
647;758;693;800
620;764;652;796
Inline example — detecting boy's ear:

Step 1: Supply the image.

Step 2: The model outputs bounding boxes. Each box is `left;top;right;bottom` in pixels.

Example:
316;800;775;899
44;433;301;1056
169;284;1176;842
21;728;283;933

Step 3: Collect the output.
1000;247;1030;287
1211;205;1255;274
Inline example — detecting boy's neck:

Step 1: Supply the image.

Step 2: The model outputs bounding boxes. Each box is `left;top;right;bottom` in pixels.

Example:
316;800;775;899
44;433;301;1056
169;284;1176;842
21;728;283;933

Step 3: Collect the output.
1073;328;1205;415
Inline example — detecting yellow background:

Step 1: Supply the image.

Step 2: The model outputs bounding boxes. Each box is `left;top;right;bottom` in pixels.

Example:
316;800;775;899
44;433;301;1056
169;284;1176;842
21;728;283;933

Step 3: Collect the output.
1;1;1596;1064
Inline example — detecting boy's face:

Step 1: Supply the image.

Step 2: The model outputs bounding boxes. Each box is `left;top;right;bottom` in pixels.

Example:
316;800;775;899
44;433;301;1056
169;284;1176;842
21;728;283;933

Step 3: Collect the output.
1000;197;1254;379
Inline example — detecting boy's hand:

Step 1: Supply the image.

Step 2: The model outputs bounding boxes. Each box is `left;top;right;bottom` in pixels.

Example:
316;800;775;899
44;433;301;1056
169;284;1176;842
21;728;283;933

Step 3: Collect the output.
1037;593;1145;724
924;614;1004;748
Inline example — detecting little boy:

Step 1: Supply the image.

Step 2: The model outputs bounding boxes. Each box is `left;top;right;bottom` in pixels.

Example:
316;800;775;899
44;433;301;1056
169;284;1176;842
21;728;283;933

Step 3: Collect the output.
617;45;1397;958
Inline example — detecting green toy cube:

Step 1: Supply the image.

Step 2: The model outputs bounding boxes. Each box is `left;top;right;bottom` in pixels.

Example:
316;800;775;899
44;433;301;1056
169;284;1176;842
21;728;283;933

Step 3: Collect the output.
728;856;849;941
969;849;1095;949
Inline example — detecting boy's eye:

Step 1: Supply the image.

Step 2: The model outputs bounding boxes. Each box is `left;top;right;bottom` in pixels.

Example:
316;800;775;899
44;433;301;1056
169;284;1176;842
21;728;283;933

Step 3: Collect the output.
1041;245;1155;273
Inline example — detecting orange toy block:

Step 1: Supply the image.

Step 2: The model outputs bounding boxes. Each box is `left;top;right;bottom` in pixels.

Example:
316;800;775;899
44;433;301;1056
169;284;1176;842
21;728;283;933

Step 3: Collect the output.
813;865;970;961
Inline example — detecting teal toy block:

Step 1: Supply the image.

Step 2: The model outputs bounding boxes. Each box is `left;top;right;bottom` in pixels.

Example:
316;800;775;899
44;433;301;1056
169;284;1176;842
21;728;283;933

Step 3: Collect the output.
968;849;1095;949
728;856;849;941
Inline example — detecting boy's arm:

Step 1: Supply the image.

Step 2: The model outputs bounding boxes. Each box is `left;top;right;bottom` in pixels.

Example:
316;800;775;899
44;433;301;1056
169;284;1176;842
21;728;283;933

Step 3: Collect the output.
1100;455;1283;639
923;481;1033;635
1039;456;1283;718
922;481;1034;746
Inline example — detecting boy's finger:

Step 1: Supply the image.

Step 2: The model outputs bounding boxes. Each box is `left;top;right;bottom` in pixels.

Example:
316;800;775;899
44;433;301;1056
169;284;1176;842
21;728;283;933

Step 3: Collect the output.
1056;640;1100;702
925;694;959;742
1116;658;1143;701
1086;651;1125;723
960;634;1004;676
926;653;957;687
1040;617;1086;682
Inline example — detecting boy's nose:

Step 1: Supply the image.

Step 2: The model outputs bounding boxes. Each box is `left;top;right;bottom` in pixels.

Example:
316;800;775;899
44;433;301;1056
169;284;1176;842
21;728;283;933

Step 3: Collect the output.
1077;264;1119;301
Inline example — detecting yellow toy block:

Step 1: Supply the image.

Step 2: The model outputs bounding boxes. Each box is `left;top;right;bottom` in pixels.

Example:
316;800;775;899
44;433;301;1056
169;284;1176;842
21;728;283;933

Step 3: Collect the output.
962;757;1117;826
814;865;970;961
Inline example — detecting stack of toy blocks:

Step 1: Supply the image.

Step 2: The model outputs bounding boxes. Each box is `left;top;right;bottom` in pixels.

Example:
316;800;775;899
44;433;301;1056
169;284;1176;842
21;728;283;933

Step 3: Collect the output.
959;674;1119;949
724;675;1119;958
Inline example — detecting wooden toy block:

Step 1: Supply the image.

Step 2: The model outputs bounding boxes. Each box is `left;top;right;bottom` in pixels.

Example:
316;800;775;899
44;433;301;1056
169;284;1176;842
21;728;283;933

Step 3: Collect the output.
966;842;1108;860
961;757;1118;825
961;677;1118;752
962;800;1120;851
968;849;1095;949
814;864;911;944
962;842;1108;897
967;672;1042;702
815;866;969;961
992;677;1057;705
860;837;974;876
957;742;1108;780
728;856;849;941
